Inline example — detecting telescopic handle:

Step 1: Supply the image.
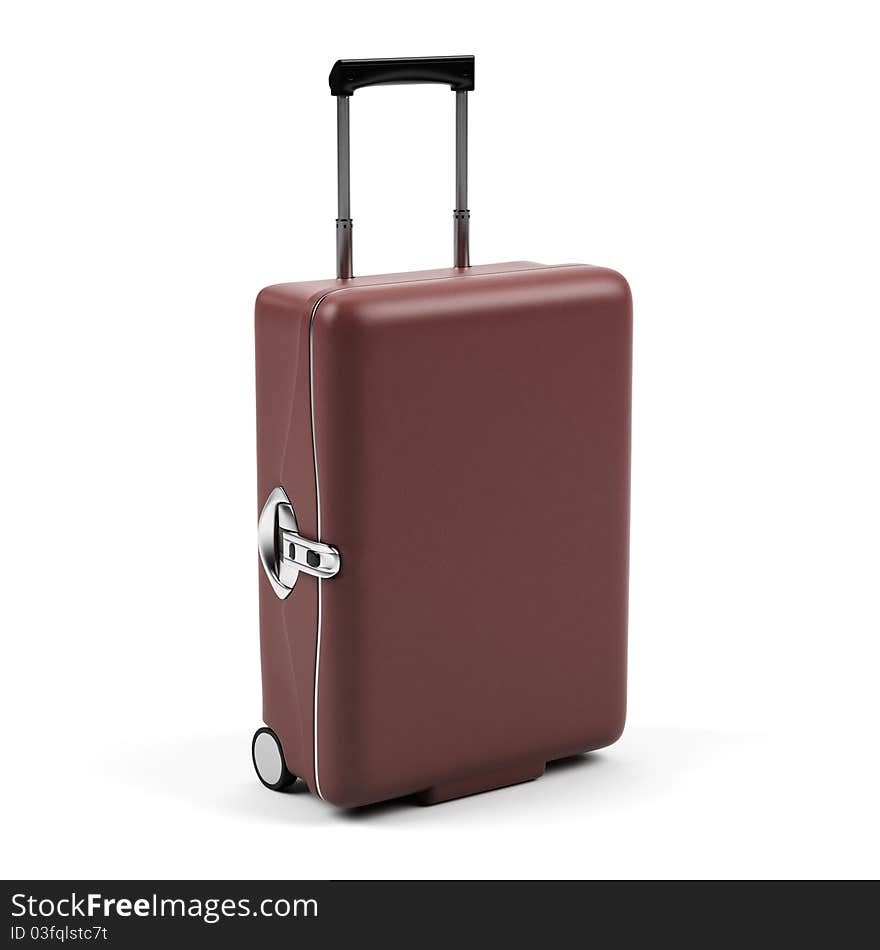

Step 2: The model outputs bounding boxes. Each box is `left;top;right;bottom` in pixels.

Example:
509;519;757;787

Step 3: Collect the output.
330;55;474;278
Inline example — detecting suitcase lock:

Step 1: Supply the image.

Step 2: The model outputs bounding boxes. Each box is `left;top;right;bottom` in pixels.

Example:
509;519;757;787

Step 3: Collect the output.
258;486;341;600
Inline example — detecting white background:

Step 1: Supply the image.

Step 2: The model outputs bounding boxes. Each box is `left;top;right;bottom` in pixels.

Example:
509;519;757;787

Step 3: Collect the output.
2;1;878;880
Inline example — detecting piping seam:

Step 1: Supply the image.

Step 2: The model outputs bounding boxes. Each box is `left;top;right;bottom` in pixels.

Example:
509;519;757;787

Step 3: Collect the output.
309;288;338;802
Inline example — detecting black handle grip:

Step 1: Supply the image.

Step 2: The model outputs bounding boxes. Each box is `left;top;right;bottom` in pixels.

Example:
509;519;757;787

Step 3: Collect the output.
329;56;475;97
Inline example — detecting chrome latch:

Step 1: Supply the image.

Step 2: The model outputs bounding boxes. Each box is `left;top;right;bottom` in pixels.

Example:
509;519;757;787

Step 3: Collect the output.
258;486;340;600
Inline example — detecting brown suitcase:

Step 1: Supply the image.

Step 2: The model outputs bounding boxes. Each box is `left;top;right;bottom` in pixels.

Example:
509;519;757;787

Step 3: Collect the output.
253;56;632;807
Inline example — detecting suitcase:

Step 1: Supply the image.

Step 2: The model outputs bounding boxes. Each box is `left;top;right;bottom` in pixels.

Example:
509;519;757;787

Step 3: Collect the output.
253;56;632;807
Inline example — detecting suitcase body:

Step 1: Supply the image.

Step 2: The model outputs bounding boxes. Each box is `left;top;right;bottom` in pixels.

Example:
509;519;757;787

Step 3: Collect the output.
253;58;632;807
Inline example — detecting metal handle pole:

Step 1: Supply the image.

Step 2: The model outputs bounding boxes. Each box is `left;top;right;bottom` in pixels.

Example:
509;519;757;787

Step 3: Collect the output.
334;86;470;277
336;95;353;279
454;90;470;268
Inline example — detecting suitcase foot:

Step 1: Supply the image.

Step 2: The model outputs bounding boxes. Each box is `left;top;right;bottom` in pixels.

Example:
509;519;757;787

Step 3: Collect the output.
418;760;546;805
252;727;298;792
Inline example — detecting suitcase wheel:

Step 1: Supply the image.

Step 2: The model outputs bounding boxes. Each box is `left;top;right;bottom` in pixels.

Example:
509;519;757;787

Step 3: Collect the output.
252;727;298;791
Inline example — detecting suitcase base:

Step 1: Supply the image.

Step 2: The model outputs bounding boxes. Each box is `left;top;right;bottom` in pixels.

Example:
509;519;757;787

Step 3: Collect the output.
418;759;547;805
